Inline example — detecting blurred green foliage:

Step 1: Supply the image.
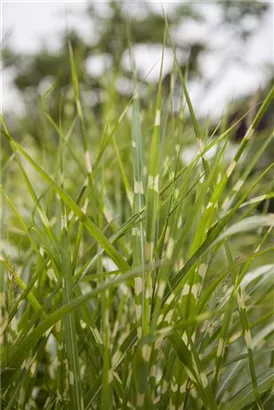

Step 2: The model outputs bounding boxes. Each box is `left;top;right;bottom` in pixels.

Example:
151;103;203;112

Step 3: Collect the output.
2;0;272;145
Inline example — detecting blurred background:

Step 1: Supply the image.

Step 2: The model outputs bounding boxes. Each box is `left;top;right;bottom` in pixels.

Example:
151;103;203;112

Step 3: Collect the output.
1;0;274;140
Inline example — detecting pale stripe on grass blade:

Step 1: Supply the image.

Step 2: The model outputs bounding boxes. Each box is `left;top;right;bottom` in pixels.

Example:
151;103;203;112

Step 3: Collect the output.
131;91;146;339
144;26;166;334
129;35;146;338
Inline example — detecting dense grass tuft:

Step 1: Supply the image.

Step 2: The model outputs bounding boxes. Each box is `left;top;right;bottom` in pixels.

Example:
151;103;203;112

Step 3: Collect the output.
1;33;274;410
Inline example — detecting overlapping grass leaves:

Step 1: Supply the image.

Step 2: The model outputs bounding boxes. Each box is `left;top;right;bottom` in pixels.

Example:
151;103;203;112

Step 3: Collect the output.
1;29;274;410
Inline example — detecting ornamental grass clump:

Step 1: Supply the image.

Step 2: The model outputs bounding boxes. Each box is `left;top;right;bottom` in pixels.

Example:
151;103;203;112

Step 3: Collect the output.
1;27;274;410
